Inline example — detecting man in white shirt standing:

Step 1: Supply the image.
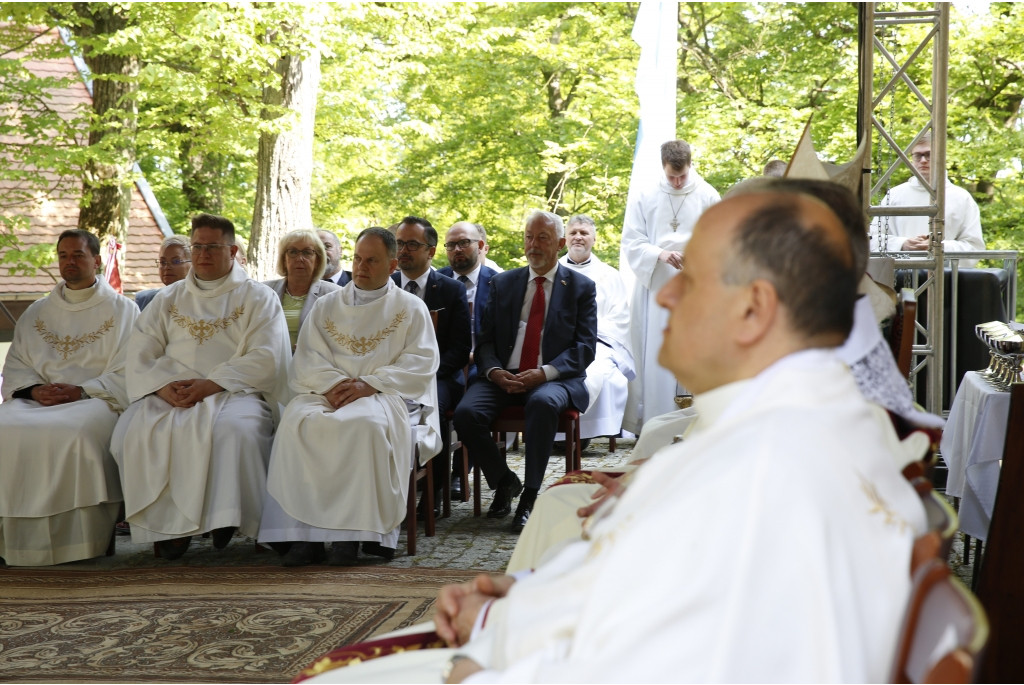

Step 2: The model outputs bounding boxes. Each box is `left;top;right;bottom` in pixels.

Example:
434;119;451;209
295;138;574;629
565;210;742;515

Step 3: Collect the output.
621;139;720;433
872;132;986;254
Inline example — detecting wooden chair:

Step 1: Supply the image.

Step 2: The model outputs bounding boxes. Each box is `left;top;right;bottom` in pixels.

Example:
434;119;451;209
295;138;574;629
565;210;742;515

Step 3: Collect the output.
889;287;917;378
470;407;582;516
889;558;989;683
972;382;1024;681
405;449;436;556
908;477;958;574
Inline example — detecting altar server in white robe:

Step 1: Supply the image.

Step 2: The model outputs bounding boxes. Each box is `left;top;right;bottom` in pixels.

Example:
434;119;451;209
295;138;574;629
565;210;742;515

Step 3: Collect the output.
260;227;441;567
311;186;926;684
0;230;137;566
556;215;634;440
621;139;719;433
870;132;985;257
112;213;290;561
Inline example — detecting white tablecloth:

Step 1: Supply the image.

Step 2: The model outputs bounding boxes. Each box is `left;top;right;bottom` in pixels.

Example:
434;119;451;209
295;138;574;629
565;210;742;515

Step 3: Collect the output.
941;371;1011;540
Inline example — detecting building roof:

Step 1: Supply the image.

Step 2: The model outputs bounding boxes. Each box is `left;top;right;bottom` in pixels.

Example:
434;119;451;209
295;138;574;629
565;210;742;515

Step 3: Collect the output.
0;26;172;299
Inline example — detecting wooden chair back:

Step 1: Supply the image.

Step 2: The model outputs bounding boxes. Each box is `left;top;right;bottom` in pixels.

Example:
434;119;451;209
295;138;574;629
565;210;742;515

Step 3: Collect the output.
889;287;917;378
974;382;1024;682
907;477;958;574
890;559;989;683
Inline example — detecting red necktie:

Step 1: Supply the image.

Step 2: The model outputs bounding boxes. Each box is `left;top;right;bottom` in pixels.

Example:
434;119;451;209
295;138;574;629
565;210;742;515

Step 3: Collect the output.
519;276;546;371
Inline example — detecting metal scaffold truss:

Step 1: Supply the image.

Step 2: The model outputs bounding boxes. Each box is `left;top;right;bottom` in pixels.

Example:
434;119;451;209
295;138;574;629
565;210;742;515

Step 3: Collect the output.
861;2;949;414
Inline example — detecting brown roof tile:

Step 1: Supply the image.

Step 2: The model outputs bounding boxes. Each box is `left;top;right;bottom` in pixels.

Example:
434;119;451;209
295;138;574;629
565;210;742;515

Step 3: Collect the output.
0;26;172;299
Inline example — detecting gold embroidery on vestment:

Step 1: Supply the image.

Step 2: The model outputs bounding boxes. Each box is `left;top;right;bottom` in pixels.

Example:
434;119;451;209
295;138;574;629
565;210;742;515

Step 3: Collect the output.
169;304;244;344
860;474;909;533
324;310;407;355
34;318;114;360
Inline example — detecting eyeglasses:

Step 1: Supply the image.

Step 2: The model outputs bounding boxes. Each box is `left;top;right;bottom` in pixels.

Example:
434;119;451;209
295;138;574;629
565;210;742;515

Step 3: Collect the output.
396;240;429;252
911;152;931;162
190;243;231;253
156;259;191;267
286;248;317;259
444;239;474;251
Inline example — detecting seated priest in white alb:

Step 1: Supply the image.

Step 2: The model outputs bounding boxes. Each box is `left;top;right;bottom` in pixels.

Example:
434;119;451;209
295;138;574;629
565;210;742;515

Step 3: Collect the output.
259;227;441;567
0;230;138;566
111;213;290;561
508;178;940;575
556;214;634;442
306;187;926;684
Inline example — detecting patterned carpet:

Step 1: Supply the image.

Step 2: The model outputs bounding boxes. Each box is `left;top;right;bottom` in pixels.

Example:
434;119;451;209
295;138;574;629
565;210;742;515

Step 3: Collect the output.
0;565;478;683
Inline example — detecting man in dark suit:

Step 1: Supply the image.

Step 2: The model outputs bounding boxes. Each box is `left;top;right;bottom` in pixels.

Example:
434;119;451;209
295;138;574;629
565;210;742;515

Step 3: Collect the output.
318;229;352;286
453;211;597;532
438;221;498;354
438;222;500;501
391;217;472;512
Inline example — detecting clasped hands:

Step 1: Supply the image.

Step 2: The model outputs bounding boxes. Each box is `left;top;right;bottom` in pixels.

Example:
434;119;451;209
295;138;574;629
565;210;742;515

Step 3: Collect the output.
658;249;683;270
488;368;545;393
30;383;83;406
324;378;375;409
156;379;224;408
435;573;517;648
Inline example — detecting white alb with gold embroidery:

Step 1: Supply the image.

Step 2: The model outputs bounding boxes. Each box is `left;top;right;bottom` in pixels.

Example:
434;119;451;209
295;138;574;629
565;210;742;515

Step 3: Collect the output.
0;277;138;565
259;280;440;544
111;264;291;543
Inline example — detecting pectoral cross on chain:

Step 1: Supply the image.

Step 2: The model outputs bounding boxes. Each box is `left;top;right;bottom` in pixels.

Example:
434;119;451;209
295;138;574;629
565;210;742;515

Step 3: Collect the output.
669;218;680;230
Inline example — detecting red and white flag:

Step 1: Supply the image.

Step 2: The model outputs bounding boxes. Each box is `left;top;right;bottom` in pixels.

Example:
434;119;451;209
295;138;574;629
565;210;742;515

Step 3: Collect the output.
104;237;123;293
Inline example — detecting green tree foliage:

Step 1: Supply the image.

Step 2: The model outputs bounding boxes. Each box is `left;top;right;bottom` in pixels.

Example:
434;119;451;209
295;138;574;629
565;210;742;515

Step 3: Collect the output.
311;2;639;268
2;2;1023;292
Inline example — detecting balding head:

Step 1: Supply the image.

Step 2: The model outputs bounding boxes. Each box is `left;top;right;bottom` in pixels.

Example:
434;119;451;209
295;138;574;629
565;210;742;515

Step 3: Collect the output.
656;189;858;394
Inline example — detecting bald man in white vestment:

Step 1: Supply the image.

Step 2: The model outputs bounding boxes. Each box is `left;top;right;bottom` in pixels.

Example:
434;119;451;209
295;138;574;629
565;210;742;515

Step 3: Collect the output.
621;139;720;434
0;230;137;566
308;186;927;684
259;228;441;567
111;213;290;561
556;215;634;441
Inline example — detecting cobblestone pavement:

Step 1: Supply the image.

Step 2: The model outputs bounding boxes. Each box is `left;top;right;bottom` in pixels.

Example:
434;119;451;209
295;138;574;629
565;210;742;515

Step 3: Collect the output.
28;436;973;581
56;436;636;573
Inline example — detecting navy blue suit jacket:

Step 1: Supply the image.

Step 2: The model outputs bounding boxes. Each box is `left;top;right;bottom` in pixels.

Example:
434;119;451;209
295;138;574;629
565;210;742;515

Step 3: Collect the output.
475;264;597;412
391;270;471;381
438;264;497;342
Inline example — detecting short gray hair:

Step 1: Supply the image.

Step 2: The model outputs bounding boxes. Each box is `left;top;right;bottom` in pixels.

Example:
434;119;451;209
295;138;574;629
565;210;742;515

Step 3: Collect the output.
567;214;596;232
525;210;564;238
275;229;327;280
161;234;191;257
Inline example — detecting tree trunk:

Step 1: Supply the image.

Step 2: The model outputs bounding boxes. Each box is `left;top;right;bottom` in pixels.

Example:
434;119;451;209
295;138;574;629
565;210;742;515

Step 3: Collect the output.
249;36;321;281
180;140;225;216
72;3;138;244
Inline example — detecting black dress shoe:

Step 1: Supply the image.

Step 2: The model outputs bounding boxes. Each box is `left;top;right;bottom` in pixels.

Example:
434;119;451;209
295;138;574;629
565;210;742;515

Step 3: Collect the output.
416;489;442;519
267;541;292;557
361;541;396;561
211;526;236;549
157;536;192;561
450;476;464;500
328;541;360;566
487;471;523;519
282;541;326;567
511;490;537;533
